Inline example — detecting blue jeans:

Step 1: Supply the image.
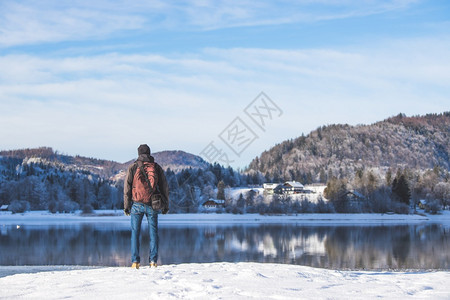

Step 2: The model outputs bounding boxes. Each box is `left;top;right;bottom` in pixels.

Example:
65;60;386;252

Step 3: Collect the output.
130;202;159;264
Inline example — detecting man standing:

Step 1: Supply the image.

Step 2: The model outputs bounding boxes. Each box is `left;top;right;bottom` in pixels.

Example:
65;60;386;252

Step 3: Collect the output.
124;144;169;269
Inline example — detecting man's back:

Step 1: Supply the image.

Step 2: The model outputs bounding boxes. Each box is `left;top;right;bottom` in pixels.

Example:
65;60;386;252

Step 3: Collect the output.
124;152;169;213
123;144;169;269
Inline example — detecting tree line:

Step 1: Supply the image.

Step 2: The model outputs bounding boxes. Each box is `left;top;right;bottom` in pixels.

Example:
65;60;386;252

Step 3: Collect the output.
0;157;121;213
323;166;449;214
0;157;264;214
1;153;448;215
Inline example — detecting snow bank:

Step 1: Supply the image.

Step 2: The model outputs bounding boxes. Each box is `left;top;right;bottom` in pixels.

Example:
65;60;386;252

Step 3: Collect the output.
2;210;450;226
0;263;448;299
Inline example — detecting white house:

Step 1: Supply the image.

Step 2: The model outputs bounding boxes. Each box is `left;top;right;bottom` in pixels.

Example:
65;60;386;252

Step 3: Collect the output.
264;181;305;194
276;181;304;194
263;183;279;194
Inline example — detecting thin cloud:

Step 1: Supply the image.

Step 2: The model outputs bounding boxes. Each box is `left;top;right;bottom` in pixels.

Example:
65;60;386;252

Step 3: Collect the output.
0;35;449;164
0;0;421;47
0;1;147;47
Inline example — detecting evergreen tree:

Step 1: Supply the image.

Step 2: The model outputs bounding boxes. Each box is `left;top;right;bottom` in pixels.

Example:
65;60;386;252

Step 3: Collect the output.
319;168;327;183
97;183;112;209
245;190;256;207
217;180;225;200
324;177;348;212
392;174;411;205
236;193;245;214
385;168;393;186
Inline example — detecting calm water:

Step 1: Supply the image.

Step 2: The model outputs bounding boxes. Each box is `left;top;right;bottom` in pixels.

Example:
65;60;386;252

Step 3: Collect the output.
1;223;449;270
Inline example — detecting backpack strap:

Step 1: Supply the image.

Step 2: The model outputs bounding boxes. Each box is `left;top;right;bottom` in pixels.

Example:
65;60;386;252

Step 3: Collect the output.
137;160;155;195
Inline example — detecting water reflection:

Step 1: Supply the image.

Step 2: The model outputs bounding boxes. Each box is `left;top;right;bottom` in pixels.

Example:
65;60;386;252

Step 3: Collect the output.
0;224;448;270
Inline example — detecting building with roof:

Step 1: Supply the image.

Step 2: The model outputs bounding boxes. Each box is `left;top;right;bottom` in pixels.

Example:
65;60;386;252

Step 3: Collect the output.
264;181;306;195
202;198;225;209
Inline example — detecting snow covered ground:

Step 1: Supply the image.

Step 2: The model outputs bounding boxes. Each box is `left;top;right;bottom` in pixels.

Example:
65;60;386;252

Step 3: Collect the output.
0;262;449;299
1;211;449;299
1;210;450;226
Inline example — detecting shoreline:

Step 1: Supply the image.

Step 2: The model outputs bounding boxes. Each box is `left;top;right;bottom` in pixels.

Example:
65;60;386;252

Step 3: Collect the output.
1;210;449;226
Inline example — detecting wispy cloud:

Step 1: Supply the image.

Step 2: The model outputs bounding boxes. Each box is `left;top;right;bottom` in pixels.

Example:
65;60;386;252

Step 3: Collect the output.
0;1;148;47
0;0;421;47
0;35;449;164
0;0;447;165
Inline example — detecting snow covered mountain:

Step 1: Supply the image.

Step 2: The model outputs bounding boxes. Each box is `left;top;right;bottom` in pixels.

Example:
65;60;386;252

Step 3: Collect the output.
0;148;214;212
0;147;208;181
124;150;209;173
247;112;450;183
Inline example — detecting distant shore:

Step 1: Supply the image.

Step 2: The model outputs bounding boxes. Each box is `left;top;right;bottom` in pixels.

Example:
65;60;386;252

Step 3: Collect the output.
1;210;449;226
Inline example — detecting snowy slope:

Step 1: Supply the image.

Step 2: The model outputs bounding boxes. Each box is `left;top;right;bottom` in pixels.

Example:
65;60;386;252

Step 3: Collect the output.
0;263;449;299
228;185;327;204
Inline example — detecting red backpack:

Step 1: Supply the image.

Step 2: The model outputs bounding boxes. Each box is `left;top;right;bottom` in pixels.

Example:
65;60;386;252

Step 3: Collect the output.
132;161;158;204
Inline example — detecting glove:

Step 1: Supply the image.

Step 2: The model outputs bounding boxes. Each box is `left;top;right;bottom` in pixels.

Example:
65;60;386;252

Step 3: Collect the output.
124;208;130;216
162;208;169;215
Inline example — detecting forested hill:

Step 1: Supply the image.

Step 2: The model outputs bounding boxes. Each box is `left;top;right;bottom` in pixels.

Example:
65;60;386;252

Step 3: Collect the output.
0;147;209;180
124;150;210;173
0;147;126;180
247;112;450;183
0;147;252;213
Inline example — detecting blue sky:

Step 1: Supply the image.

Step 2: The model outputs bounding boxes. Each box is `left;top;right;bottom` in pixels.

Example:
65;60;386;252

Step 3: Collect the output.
0;0;449;168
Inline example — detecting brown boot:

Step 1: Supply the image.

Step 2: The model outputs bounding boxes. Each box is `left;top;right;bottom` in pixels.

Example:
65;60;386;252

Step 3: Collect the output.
131;262;140;269
150;262;157;268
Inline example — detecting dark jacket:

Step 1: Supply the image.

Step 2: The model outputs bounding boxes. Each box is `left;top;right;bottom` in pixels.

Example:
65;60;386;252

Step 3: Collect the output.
123;154;169;211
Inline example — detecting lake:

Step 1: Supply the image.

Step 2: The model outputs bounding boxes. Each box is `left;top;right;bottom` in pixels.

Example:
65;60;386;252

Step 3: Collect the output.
1;223;449;270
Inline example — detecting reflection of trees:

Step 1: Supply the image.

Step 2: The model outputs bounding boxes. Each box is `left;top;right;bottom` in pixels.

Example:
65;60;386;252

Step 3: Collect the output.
160;225;331;267
392;227;411;266
324;225;449;269
0;224;448;269
0;224;130;266
324;226;393;269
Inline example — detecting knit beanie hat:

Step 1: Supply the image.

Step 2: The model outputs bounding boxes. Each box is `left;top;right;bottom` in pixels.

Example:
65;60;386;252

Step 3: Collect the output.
138;144;151;155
